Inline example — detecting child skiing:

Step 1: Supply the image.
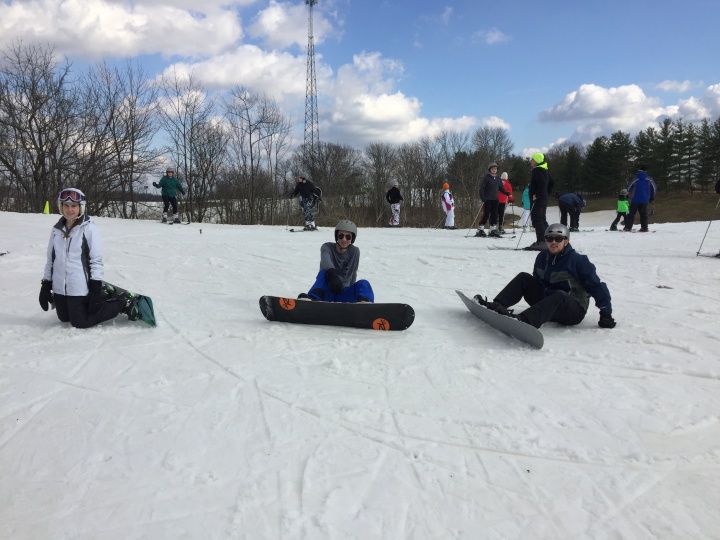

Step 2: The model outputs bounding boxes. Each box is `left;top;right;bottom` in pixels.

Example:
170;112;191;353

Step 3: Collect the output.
609;189;629;230
386;181;403;227
39;188;142;328
441;182;456;229
152;168;185;223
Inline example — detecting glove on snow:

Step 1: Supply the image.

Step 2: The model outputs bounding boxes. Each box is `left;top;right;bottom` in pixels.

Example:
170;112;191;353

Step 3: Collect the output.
87;279;104;315
39;280;53;311
326;268;344;295
598;315;616;329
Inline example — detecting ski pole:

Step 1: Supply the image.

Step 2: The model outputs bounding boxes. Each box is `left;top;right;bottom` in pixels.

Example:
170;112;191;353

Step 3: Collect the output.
696;197;720;255
514;200;535;250
465;203;484;237
510;200;516;232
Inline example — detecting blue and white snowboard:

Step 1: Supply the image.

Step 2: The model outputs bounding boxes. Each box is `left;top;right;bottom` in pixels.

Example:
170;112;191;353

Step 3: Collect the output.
456;290;543;349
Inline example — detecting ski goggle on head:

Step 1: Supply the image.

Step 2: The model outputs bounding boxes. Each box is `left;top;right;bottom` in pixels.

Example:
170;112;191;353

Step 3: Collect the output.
58;188;86;203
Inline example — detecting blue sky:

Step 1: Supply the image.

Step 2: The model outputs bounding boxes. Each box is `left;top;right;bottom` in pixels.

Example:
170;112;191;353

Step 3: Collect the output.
2;0;719;156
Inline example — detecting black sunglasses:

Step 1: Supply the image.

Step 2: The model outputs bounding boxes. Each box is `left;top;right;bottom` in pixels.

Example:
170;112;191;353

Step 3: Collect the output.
544;235;567;243
337;233;353;240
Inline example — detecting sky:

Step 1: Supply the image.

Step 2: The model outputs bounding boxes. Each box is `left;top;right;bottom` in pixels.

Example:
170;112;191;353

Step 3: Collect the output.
2;208;720;538
2;0;720;157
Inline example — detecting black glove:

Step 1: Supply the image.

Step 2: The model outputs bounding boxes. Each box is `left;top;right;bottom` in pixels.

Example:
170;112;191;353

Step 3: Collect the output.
87;279;104;314
39;280;53;311
598;315;616;329
152;182;159;188
326;268;344;295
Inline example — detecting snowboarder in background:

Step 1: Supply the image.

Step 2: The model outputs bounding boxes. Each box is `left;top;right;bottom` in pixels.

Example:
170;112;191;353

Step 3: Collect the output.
526;152;554;250
386;181;404;227
441;182;456;229
297;220;375;303
289;176;322;231
39;188;142;328
497;172;514;233
558;191;586;232
623;165;657;232
520;184;532;231
153;168;185;224
475;163;510;237
473;223;615;330
609;189;630;230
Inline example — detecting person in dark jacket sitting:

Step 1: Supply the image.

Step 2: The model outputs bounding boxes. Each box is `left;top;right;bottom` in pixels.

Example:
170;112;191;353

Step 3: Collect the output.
473;223;616;329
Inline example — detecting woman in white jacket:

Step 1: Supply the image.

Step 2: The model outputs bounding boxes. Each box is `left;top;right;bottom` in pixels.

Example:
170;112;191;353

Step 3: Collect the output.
39;188;139;328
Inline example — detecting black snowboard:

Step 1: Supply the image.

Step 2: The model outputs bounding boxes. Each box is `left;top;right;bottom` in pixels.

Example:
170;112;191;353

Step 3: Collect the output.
456;290;543;349
259;296;415;331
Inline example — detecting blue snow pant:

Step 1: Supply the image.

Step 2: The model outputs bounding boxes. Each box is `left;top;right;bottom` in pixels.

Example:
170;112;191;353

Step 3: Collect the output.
54;294;124;329
306;269;375;303
494;272;586;329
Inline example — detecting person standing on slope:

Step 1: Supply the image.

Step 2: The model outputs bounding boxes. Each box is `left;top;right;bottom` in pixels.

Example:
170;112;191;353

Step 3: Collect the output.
623;165;657;232
526;152;554;250
153;168;185;223
39;188;142;327
441;182;457;229
473;223;616;330
289;176;322;231
386;181;404;227
298;220;375;303
475;163;510;237
497;172;514;233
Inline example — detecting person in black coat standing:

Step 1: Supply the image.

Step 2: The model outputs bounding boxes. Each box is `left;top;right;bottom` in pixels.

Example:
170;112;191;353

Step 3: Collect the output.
526;152;554;250
386;181;404;227
290;176;322;231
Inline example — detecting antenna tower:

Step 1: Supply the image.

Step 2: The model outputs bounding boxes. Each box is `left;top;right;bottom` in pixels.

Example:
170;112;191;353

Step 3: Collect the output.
304;0;320;162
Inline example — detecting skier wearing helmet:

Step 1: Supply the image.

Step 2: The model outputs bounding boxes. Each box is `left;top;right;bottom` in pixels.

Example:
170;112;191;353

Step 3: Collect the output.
297;220;374;303
39;188;142;327
473;223;616;329
609;189;630;231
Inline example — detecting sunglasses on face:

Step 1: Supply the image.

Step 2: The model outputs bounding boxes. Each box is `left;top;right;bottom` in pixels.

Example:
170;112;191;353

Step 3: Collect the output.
545;235;567;243
58;189;85;203
337;233;353;240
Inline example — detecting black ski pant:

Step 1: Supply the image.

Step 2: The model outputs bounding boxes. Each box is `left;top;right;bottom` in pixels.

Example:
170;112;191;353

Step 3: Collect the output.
479;200;500;227
530;203;548;243
494;272;587;329
610;212;627;229
624;202;648;230
498;203;507;228
54;294;124;329
162;195;179;214
558;201;580;229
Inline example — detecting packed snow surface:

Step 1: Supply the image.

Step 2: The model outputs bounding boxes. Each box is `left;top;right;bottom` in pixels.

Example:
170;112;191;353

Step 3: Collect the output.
2;209;720;539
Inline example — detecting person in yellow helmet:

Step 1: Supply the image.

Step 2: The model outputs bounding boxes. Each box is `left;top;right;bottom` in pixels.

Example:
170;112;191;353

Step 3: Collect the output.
525;152;554;250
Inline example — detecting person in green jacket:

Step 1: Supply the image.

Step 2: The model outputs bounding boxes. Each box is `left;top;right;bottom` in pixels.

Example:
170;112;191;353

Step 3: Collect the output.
153;168;185;223
609;189;629;231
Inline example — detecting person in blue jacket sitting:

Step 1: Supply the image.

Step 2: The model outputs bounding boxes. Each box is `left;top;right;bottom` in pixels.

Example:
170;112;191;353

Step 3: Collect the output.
473;223;616;329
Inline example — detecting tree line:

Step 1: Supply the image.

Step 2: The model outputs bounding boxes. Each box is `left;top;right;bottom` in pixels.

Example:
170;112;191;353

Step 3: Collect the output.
2;41;719;228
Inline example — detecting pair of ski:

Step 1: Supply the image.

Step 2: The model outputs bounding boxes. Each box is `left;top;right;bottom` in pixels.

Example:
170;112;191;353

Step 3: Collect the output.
259;290;543;348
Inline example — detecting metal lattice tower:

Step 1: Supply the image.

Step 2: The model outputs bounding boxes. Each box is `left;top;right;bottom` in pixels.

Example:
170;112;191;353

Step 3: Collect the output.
304;0;320;160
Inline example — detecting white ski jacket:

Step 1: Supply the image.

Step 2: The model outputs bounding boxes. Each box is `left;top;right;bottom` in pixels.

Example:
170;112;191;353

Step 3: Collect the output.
43;215;105;296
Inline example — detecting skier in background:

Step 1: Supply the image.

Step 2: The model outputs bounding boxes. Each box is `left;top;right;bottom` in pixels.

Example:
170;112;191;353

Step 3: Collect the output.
386;181;404;227
441;182;457;229
609;189;629;230
153;168;185;223
39;188;141;327
298;220;374;303
497;172;514;233
289;176;322;231
558;191;586;232
473;223;615;330
623;165;657;232
520;184;532;231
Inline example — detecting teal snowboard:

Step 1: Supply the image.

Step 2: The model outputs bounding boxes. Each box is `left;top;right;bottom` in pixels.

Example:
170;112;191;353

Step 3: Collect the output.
456;290;543;349
103;282;156;327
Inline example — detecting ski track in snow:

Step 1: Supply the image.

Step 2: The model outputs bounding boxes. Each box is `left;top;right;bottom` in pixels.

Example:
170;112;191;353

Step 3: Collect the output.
2;210;720;539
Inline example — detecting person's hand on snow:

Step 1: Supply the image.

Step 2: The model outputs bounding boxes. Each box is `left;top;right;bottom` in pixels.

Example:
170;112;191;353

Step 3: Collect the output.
598;314;616;329
39;280;53;311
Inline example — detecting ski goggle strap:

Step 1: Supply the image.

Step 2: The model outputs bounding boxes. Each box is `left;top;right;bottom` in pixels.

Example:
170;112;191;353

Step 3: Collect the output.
58;188;86;203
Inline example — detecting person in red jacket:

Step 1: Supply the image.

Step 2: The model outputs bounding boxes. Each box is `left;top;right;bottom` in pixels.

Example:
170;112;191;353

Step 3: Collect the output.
497;172;514;233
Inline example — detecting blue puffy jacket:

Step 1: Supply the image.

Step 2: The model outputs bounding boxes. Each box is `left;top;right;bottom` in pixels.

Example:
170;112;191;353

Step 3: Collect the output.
627;172;656;203
533;244;612;317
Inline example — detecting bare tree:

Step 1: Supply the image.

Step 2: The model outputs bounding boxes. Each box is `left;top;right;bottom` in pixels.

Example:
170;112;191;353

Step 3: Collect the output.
363;142;398;222
156;68;215;222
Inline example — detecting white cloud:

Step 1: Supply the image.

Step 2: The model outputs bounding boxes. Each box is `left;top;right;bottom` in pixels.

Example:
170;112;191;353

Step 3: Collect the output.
655;80;696;93
248;0;338;50
0;0;245;58
473;28;511;45
441;7;453;26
